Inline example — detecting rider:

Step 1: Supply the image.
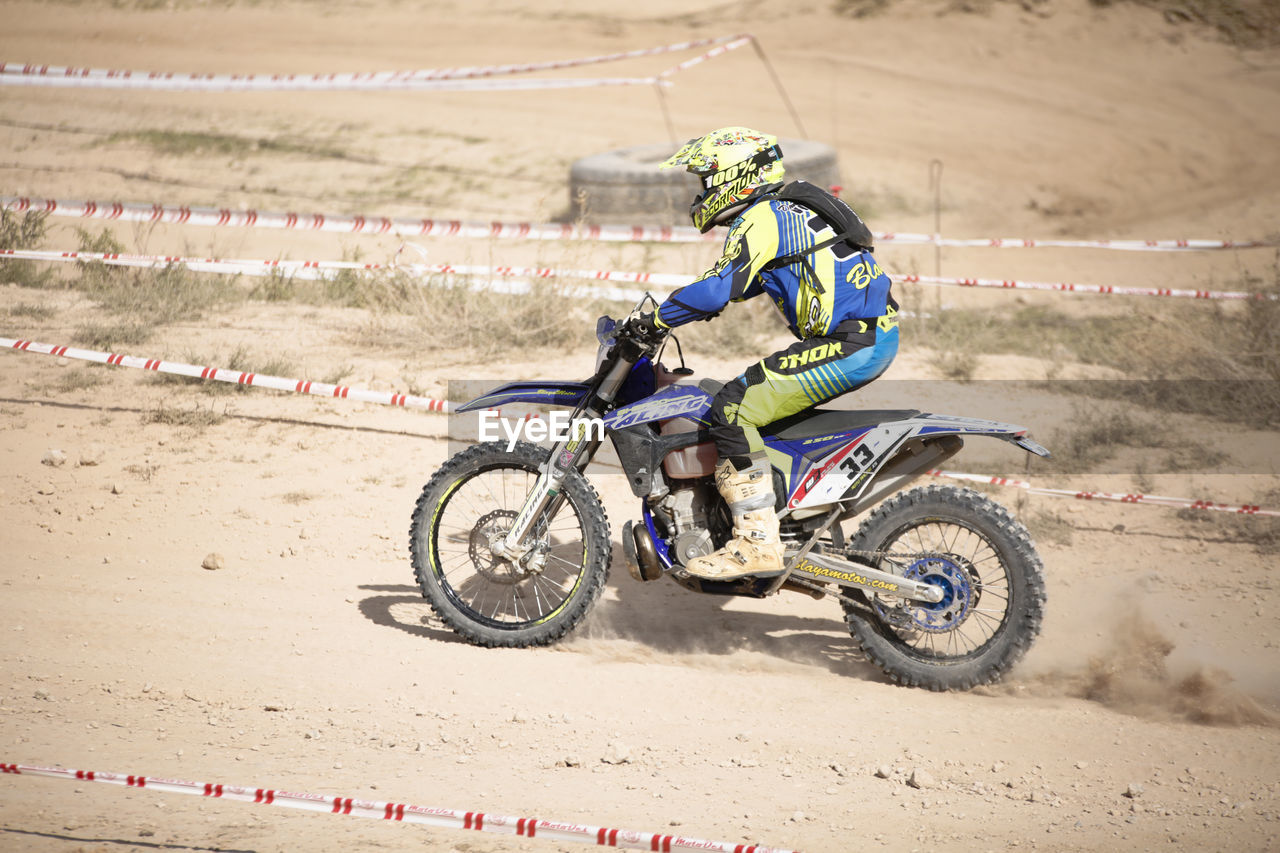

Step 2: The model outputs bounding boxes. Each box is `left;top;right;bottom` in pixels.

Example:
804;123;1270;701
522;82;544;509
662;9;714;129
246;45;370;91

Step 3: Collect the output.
637;126;899;581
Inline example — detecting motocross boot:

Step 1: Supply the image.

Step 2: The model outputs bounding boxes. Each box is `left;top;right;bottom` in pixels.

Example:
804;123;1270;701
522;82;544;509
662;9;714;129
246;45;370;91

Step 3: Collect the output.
684;454;785;580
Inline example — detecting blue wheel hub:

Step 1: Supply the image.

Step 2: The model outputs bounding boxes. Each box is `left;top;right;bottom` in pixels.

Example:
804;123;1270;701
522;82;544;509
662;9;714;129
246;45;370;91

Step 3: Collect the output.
896;555;974;633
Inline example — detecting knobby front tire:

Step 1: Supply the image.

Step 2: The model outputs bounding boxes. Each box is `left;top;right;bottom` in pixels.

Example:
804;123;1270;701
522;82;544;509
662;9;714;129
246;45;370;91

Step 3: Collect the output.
409;441;611;648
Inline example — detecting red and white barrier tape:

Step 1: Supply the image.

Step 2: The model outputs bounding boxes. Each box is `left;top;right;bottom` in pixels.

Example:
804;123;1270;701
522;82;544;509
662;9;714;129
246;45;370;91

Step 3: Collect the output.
0;763;795;853
0;72;657;93
0;248;670;303
656;36;753;78
3;336;1274;519
0;336;452;413
6;195;1269;253
4;246;1275;302
928;469;1280;518
0;35;750;92
900;273;1275;301
924;236;1274;251
1;195;720;244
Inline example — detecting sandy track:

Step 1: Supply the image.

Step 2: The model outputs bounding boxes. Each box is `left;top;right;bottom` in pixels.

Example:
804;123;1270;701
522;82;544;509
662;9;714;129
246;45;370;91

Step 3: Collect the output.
2;1;1279;851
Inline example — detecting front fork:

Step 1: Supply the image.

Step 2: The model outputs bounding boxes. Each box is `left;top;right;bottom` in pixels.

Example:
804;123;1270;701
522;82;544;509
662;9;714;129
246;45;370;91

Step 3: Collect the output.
492;349;635;565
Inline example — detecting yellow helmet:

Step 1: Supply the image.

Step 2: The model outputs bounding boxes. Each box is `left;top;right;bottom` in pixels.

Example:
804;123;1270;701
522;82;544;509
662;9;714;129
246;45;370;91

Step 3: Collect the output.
660;126;785;232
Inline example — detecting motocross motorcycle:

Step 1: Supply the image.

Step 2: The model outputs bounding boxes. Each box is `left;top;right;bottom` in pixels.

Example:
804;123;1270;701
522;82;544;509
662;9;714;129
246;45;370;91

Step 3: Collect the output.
409;299;1050;690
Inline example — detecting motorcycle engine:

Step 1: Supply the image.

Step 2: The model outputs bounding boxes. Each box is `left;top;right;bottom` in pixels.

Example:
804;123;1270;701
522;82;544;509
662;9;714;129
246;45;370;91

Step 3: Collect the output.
653;483;721;564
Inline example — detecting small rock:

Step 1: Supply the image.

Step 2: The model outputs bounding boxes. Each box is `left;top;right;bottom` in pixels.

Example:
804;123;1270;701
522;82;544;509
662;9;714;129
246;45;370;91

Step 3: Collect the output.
562;755;581;768
908;768;936;790
201;553;226;571
111;482;126;495
991;761;1005;773
1124;783;1145;799
874;765;893;779
33;690;50;701
37;484;56;496
41;449;67;467
601;742;631;765
1075;761;1089;770
77;445;105;467
790;811;805;823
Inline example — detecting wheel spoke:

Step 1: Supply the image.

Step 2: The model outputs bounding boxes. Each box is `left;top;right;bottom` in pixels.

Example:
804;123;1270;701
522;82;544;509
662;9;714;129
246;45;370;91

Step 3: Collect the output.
426;458;590;630
871;516;1014;659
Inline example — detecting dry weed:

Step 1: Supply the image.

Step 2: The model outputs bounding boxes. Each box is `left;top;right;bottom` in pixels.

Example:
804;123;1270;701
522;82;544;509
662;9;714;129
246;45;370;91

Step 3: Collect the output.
0;209;55;288
142;402;226;429
1035;409;1228;476
147;346;295;393
348;269;592;357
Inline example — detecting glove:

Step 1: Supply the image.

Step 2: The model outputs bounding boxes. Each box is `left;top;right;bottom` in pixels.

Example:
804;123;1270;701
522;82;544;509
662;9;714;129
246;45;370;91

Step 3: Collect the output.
630;312;667;342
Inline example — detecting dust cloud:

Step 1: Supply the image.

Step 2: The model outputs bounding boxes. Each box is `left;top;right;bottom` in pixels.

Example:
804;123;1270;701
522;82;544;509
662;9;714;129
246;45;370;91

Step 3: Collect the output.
1001;612;1280;727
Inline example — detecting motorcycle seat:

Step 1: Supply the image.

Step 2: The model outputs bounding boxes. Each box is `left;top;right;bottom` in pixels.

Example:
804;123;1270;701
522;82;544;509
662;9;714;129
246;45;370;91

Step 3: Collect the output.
698;378;725;395
761;408;922;441
696;378;919;440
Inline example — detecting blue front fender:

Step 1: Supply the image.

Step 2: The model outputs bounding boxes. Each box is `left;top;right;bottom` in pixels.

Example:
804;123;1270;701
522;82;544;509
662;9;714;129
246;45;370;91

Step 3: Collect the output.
455;381;591;413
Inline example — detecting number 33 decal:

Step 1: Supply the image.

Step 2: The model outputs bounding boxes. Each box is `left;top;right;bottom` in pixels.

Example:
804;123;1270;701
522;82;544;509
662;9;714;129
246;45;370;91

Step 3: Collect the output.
839;443;874;475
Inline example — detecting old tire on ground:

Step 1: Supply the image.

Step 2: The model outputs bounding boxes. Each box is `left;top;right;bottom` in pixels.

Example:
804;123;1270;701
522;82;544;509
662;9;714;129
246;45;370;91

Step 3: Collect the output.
568;138;841;226
840;485;1047;691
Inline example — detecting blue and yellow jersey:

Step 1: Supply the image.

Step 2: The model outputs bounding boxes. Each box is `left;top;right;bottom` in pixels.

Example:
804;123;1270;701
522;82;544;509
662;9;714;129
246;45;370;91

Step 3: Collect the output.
655;197;895;340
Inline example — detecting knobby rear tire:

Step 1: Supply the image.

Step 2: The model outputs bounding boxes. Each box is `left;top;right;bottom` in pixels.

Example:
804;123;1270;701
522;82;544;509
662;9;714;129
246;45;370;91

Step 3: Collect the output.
841;485;1046;691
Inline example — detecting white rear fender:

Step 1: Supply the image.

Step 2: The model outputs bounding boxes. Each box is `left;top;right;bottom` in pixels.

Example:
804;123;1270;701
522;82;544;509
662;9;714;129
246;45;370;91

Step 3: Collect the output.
783;413;1049;514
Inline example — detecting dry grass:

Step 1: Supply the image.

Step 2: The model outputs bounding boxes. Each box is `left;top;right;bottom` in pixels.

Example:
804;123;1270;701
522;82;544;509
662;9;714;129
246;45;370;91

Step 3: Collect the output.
1033;409;1229;477
835;0;1280;48
909;271;1280;427
1175;504;1280;555
61;227;246;347
101;128;351;161
73;320;154;349
50;367;107;394
0;209;55;288
1091;0;1280;48
347;269;595;358
147;345;296;393
4;301;58;321
142;402;226;429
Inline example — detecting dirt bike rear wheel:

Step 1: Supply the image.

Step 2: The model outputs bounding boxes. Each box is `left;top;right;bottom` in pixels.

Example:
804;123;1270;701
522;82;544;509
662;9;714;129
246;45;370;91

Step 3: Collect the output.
409;441;610;648
841;484;1046;690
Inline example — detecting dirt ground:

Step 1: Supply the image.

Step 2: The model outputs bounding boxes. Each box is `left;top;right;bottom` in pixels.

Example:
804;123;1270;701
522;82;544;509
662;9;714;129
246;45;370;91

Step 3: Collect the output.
2;1;1279;851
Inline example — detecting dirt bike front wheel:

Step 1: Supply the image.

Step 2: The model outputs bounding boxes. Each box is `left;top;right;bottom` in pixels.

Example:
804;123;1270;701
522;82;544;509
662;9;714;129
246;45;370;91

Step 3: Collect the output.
409;441;611;648
841;484;1046;691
